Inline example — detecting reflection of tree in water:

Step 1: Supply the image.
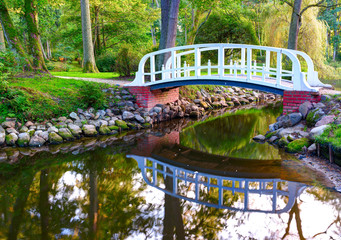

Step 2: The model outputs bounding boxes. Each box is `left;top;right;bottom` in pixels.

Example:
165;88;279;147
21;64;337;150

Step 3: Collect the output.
180;106;283;159
0;145;159;239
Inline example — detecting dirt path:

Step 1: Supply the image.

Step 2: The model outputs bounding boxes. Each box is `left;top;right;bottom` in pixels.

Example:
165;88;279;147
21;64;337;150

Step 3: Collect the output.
54;76;131;87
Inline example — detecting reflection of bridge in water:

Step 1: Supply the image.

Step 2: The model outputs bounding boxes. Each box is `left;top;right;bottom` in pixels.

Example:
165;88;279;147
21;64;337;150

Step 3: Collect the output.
128;154;307;214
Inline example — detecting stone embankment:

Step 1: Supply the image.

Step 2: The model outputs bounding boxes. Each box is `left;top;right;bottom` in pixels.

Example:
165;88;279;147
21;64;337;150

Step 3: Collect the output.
0;86;279;151
254;94;341;158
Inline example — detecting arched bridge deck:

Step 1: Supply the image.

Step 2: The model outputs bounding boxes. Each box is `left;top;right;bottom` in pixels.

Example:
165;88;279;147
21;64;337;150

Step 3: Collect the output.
126;44;329;111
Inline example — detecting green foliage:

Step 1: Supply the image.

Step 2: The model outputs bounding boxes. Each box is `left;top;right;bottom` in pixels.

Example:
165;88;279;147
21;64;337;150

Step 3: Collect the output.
115;44;141;77
0;49;26;80
51;71;120;79
96;52;116;72
79;82;106;109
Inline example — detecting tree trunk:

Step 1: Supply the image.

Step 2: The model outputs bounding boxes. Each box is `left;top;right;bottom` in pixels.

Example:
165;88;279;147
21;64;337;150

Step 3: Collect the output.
94;5;101;56
39;37;47;60
46;40;52;59
24;0;48;72
157;0;170;70
0;0;33;70
80;0;99;73
287;0;302;50
165;0;180;49
39;169;50;240
89;166;98;240
0;23;5;51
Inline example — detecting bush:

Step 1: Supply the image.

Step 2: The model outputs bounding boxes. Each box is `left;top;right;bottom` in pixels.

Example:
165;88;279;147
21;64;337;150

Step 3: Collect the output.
96;52;116;72
79;82;105;109
115;44;141;77
0;49;25;80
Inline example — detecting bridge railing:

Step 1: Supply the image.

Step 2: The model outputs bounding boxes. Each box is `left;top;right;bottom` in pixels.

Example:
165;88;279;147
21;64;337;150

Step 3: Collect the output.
128;155;307;213
128;44;323;92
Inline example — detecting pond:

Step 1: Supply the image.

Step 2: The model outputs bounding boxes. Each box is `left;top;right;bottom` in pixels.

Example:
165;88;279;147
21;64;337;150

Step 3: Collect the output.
0;104;340;239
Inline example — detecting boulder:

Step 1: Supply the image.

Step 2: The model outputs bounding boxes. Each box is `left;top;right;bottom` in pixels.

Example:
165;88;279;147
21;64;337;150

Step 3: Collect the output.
306;108;325;127
269;136;279;143
315;115;335;127
38;131;49;141
134;114;145;124
69;112;80;120
99;125;111;135
1;121;15;128
298;101;313;119
122;111;134;120
49;132;64;144
27;135;45;147
309;125;329;140
68;124;82;138
278;137;289;148
19;126;29;133
253;135;265;141
6;128;19;135
0;126;5;145
48;126;59;133
5;133;18;146
58;128;75;141
17;133;30;147
281;112;302;128
307;143;317;153
82;125;98;137
115;120;129;130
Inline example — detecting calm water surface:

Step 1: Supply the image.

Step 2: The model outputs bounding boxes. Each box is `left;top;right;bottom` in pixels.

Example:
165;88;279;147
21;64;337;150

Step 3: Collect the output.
0;105;340;239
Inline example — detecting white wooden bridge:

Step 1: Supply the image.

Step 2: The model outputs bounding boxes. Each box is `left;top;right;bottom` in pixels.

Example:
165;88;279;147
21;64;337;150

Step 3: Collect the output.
127;44;330;94
128;154;307;214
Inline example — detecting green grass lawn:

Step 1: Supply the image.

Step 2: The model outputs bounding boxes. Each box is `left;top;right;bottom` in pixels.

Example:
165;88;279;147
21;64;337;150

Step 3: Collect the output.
51;71;121;79
1;77;114;122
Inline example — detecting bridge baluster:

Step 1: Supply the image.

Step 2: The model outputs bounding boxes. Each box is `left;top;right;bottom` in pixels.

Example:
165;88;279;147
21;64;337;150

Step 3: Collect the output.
183;61;187;77
208;60;211;76
262;64;265;81
229;59;233;74
234;61;237;77
218;45;224;77
276;52;282;87
161;64;165;80
241;48;246;75
195;47;201;77
177;55;181;78
247;48;252;81
150;55;155;82
266;50;270;78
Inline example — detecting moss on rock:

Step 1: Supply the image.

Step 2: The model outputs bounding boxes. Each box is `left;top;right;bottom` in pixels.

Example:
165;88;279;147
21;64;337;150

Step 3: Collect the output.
278;137;289;148
49;132;64;144
115;120;129;130
286;138;310;153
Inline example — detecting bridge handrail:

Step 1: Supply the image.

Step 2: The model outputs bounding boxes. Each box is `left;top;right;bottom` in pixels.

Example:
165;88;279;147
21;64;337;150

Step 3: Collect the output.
128;43;319;92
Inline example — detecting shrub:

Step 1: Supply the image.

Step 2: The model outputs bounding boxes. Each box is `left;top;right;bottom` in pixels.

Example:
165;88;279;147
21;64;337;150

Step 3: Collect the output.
96;52;116;72
0;49;25;80
115;44;141;77
79;82;105;109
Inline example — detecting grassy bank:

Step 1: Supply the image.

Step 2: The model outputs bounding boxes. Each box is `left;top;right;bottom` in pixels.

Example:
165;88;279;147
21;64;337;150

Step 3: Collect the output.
51;72;121;79
1;76;115;123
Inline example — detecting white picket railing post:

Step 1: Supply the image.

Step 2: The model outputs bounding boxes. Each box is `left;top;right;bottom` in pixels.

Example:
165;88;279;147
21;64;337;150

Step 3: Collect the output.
241;48;246;75
218;45;224;76
208;60;211;76
195;47;201;77
162;64;165;80
266;50;270;78
171;50;176;79
150;55;155;82
184;61;187;77
247;47;252;81
262;64;265;81
253;60;257;76
229;59;233;74
276;51;282;87
234;61;237;77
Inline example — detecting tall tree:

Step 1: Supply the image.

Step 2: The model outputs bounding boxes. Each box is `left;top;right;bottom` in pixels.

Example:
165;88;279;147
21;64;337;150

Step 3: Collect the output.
283;0;340;50
80;0;99;73
0;24;5;51
24;0;49;72
158;0;180;68
0;0;33;70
